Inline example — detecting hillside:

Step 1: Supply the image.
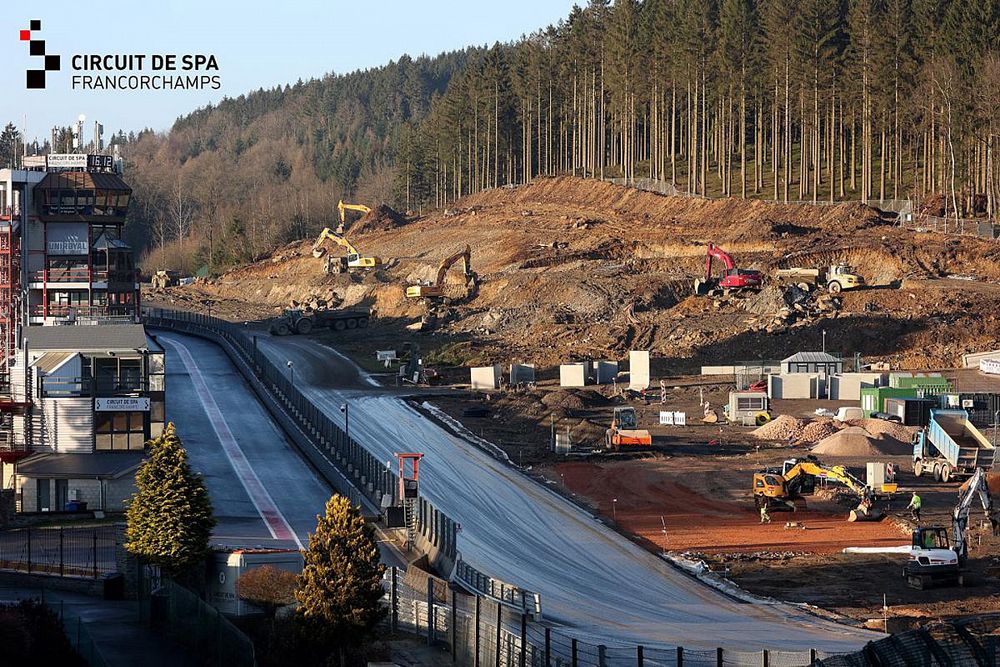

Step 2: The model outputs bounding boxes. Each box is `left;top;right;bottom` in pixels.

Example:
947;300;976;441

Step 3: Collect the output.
145;176;1000;370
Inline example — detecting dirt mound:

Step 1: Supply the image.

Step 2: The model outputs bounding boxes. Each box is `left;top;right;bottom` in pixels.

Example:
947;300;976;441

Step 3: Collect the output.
848;418;917;444
541;388;610;412
800;419;843;444
353;204;406;233
752;415;806;441
960;472;1000;496
811;426;909;457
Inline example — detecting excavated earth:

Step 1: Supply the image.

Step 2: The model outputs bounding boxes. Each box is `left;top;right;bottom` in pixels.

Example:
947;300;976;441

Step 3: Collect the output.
144;176;1000;624
146;175;1000;370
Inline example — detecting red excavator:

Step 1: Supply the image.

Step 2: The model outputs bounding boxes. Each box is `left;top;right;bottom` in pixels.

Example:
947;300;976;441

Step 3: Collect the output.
693;242;763;296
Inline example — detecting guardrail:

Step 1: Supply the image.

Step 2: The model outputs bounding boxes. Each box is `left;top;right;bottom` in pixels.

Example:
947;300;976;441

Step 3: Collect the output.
142;308;457;566
455;557;542;620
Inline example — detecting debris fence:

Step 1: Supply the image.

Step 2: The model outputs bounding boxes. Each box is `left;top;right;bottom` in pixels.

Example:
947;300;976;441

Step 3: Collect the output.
0;525;117;578
386;567;837;667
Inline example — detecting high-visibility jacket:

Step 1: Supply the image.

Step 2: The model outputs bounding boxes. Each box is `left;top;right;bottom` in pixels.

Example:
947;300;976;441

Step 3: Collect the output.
908;495;921;509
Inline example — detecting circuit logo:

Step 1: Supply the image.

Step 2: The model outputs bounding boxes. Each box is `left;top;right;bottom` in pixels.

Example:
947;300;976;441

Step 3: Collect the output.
20;20;61;89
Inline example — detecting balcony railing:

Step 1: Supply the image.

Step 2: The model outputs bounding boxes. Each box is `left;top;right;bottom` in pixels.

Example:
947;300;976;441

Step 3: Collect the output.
40;375;147;398
30;269;137;284
31;305;136;318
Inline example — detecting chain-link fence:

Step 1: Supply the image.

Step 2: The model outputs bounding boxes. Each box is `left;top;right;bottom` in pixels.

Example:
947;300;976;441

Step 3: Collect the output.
0;525;117;578
900;214;999;239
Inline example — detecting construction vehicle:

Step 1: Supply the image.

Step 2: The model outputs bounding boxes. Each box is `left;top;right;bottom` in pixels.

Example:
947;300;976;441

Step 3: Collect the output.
912;409;996;482
310;228;381;272
406;245;477;300
773;264;865;293
150;270;180;289
904;467;1000;589
605;407;652;450
336;200;370;233
693;243;763;296
752;456;881;521
269;307;370;336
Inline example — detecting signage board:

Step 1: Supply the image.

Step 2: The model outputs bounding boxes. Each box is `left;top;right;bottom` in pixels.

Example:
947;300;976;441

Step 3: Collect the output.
95;397;150;412
376;350;397;361
47;153;88;169
87;154;114;171
47;240;89;255
23;156;47;168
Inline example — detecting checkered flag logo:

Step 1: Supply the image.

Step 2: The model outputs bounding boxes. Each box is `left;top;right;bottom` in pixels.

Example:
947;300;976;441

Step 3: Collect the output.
21;20;60;89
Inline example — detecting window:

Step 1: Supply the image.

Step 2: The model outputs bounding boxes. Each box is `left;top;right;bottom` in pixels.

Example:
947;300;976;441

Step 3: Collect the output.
737;396;766;411
95;411;146;451
754;479;765;489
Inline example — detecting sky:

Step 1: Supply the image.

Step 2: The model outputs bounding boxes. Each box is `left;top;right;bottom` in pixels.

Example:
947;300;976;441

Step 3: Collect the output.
1;0;577;147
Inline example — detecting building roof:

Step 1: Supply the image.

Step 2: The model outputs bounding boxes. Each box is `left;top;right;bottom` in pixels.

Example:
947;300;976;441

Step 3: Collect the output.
35;171;131;192
32;351;77;373
25;324;149;352
92;231;131;251
782;351;840;364
17;452;144;479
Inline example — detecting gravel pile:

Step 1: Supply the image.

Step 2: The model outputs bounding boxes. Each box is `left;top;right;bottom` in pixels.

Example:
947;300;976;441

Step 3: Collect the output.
752;415;806;441
811;426;910;457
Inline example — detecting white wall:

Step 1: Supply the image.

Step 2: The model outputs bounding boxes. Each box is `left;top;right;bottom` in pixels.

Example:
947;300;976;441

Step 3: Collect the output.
559;364;587;387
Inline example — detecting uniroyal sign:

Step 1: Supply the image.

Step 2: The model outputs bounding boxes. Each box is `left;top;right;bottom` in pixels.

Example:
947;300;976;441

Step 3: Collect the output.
95;397;149;411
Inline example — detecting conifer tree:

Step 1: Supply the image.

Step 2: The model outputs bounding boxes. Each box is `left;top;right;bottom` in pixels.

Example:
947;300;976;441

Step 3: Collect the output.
125;423;215;576
295;495;386;661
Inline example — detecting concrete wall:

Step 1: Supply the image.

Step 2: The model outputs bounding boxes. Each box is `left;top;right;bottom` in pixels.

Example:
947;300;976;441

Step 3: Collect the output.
509;363;536;385
701;364;782;376
17;476;134;512
629;351;650;390
559;363;587;388
470;365;502;390
591;361;619;385
964;350;1000;368
828;373;884;400
768;374;818;399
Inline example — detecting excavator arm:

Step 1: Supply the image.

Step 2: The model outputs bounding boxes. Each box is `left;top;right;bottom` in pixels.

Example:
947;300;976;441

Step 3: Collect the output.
311;228;360;258
338;200;371;224
952;468;1000;560
434;245;472;287
705;242;736;280
790;461;871;499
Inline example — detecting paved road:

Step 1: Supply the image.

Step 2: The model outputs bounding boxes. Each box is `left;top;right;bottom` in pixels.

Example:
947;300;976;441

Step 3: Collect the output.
158;332;403;567
256;333;882;652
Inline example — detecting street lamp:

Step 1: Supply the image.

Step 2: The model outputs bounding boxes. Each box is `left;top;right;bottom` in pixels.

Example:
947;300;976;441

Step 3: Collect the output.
286;360;294;385
612;498;618;520
340;402;349;440
822;329;827;354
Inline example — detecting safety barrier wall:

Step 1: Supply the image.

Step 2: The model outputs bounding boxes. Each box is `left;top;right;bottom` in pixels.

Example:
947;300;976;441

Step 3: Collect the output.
143;308;457;571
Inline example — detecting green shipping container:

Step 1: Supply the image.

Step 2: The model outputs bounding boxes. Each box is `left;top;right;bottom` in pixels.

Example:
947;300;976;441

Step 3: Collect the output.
889;373;950;391
860;387;918;413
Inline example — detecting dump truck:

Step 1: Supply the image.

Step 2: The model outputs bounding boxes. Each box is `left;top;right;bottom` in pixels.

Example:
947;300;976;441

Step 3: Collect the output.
912;409;996;482
773;264;865;293
269;307;370;336
605;407;652;450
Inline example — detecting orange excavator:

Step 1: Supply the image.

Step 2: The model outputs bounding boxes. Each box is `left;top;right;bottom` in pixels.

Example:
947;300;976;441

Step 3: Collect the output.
693;243;763;296
405;245;476;300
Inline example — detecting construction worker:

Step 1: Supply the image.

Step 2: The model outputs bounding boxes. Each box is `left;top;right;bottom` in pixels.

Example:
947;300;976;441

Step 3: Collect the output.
907;492;922;522
759;504;771;524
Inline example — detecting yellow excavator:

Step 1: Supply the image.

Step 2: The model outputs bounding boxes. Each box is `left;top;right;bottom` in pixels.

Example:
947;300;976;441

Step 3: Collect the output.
752;456;890;521
310;228;381;272
406;245;475;299
336;200;371;233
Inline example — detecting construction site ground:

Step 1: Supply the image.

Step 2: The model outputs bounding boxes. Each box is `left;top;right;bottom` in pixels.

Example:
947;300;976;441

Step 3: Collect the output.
141;176;1000;629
